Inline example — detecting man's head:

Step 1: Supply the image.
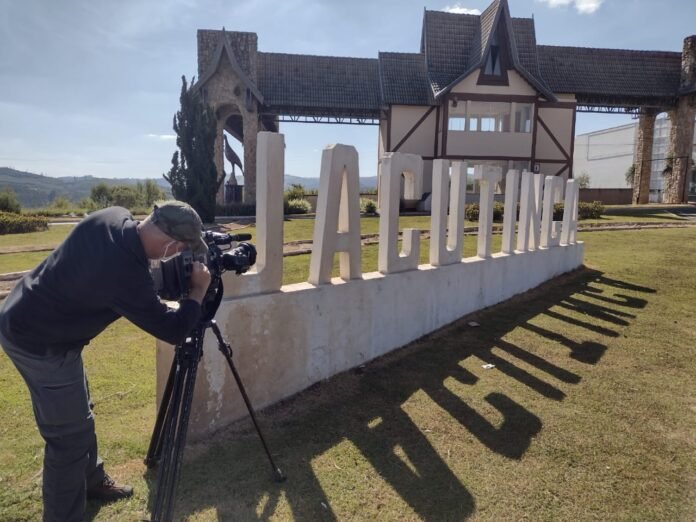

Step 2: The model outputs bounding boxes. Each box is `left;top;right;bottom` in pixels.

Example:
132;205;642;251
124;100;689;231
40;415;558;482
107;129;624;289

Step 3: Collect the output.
137;201;207;260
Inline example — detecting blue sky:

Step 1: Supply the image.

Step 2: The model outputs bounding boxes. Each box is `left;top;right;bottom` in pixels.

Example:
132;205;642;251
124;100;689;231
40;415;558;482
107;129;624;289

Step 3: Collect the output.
1;0;694;180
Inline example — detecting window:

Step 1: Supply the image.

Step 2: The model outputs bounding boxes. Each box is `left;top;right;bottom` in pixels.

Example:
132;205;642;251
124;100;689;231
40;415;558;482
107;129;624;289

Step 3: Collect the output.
448;100;467;132
467;101;511;132
480;117;496;132
448;117;466;131
483;32;503;76
514;104;533;133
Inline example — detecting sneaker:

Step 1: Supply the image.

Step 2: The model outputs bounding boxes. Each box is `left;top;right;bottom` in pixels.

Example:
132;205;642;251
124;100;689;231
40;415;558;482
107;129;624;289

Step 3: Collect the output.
86;474;133;502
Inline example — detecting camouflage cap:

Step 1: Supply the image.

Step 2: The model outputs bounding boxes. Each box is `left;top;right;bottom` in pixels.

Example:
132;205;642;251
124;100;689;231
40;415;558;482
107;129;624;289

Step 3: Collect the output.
150;201;208;257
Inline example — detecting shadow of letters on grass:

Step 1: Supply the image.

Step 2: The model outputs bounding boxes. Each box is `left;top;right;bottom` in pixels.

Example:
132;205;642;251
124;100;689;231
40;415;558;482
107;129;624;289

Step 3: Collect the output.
155;268;654;521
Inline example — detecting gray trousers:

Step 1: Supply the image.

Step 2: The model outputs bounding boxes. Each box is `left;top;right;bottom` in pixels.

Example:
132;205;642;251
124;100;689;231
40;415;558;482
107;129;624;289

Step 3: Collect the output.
1;332;105;522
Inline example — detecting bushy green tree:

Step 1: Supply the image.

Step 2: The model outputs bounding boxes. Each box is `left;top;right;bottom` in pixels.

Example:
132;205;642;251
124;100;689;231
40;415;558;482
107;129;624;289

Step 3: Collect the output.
50;195;71;210
284;183;305;200
78;197;98;212
91;182;112;208
137;179;166;207
0;188;21;214
625;164;636;187
109;185;142;209
575;172;591;189
163;76;220;222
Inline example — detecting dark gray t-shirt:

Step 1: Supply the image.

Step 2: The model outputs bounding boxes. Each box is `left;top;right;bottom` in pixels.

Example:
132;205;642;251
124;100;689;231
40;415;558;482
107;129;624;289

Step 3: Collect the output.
0;207;201;354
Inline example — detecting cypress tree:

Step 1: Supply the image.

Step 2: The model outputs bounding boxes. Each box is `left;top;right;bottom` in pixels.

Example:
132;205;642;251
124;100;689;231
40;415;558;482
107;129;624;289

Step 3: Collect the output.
164;76;220;222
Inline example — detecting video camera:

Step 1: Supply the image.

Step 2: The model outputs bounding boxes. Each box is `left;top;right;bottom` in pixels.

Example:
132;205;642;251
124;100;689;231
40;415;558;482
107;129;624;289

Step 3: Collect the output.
152;230;256;302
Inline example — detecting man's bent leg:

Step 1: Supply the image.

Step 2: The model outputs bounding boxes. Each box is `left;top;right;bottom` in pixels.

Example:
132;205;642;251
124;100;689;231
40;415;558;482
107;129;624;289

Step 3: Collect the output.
1;342;100;522
40;419;96;522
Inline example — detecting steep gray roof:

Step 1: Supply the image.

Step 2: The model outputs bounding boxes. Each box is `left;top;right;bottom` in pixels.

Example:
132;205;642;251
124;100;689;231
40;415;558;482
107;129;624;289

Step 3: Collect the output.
201;0;687;114
257;52;381;117
512;18;542;82
379;52;433;106
422;10;480;93
538;46;682;104
421;2;555;100
478;0;500;63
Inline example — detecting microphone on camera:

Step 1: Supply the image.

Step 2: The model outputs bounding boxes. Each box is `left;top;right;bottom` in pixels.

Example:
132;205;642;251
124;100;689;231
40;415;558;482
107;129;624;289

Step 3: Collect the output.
228;233;252;242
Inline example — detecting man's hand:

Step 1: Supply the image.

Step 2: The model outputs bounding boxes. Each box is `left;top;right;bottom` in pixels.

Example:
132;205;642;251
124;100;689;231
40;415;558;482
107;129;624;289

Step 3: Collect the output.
188;262;211;304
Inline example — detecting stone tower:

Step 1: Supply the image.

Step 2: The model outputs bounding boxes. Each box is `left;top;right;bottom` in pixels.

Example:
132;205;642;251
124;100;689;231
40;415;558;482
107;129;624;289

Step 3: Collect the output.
195;30;265;204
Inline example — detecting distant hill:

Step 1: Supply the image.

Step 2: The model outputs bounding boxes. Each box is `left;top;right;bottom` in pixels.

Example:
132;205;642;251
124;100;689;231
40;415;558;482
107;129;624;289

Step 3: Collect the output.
0;167;378;208
284;174;377;192
0;167;171;208
230;174;378;192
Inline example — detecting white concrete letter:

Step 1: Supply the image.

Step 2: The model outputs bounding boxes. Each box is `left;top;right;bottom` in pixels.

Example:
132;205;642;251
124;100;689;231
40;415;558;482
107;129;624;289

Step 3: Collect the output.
224;132;284;297
517;171;543;252
540;176;564;248
501;169;519;254
378;152;422;274
474;165;502;258
561;179;579;245
308;144;362;285
430;160;466;266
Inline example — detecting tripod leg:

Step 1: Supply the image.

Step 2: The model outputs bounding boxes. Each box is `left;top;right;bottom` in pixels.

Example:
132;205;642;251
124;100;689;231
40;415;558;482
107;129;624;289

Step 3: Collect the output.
151;359;187;521
160;341;202;522
210;322;286;483
145;355;177;467
150;332;206;522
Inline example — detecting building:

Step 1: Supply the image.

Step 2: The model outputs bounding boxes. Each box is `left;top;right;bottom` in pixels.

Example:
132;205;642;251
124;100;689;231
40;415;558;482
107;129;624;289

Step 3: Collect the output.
192;0;696;205
574;116;696;201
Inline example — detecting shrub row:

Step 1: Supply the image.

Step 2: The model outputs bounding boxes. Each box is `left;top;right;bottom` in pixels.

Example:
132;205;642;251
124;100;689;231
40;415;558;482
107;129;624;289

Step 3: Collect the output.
0;211;49;235
216;198;314;216
553;201;604;220
215;202;257;216
360;198;378;214
578;201;605;219
463;200;604;222
285;198;312;215
464;202;506;222
213;198;605;221
26;207;89;218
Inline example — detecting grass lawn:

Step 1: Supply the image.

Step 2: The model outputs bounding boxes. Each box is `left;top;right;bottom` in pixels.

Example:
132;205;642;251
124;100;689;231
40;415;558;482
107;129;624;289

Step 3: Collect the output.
1;227;694;520
1;208;691;274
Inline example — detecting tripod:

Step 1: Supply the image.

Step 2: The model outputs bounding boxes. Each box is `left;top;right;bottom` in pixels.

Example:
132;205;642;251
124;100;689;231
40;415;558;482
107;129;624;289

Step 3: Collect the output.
145;279;285;522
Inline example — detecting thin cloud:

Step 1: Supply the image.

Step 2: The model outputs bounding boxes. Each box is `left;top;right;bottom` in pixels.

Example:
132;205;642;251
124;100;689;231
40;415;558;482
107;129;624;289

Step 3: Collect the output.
443;4;482;15
537;0;603;14
574;0;603;13
146;134;176;141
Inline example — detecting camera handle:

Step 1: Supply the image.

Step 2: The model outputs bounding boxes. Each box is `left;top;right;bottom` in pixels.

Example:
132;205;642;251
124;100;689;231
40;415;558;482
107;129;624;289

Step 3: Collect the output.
145;286;285;522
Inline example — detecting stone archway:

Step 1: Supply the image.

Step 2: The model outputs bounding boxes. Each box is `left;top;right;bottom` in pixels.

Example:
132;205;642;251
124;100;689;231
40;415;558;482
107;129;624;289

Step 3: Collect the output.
211;103;256;205
195;31;264;204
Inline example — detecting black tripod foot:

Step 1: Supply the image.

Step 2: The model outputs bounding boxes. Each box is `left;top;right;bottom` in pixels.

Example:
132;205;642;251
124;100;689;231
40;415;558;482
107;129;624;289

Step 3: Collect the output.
274;467;287;483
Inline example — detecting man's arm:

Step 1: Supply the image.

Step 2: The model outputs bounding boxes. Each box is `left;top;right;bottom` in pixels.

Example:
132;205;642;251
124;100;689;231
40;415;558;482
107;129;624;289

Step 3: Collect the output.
186;262;211;305
110;267;206;345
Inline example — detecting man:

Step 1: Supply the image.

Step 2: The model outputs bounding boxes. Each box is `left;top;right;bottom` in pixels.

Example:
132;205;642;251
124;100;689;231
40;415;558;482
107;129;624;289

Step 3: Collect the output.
0;200;211;522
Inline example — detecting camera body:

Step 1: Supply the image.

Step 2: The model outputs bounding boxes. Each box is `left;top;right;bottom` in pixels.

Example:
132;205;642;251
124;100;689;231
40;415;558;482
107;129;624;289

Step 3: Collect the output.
152;231;256;302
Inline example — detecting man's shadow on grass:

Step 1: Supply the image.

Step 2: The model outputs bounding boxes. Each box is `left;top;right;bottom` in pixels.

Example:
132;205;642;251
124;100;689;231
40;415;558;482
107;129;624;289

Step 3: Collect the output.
140;267;654;521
